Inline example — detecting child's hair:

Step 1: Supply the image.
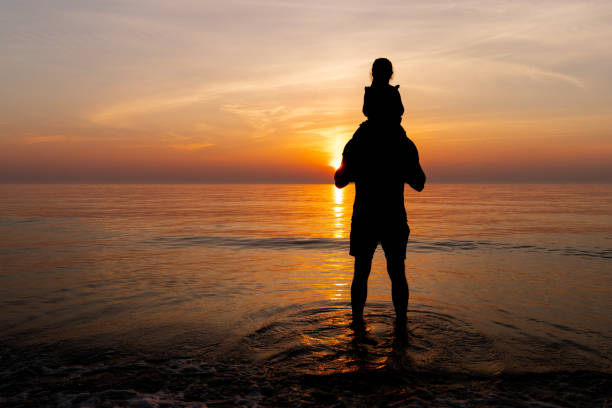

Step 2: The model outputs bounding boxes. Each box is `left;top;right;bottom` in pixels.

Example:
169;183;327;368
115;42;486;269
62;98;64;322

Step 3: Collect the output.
371;58;393;84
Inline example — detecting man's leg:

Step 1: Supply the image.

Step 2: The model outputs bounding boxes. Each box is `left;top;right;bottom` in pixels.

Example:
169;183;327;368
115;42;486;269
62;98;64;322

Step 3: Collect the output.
351;255;372;321
386;255;408;326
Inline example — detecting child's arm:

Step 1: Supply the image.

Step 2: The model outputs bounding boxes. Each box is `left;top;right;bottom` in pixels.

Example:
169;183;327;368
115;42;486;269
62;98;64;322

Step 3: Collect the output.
393;85;404;118
362;87;372;118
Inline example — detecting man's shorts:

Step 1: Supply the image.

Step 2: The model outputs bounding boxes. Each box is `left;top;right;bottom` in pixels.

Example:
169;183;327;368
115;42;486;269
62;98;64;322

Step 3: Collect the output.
349;220;410;260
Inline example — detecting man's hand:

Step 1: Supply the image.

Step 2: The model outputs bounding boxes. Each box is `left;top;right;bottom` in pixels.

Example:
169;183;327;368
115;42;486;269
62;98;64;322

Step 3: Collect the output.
398;137;426;192
334;160;351;188
407;162;425;192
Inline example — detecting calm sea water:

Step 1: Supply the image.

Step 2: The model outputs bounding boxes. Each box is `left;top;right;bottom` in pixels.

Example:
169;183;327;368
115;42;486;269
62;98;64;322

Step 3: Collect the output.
0;184;610;407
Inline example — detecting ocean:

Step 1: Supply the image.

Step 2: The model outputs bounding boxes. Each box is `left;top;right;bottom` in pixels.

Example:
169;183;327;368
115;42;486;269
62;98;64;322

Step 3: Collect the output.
0;184;610;407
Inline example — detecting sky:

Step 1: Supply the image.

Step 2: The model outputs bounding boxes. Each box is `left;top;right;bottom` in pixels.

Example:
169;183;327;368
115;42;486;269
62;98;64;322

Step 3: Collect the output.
1;0;611;183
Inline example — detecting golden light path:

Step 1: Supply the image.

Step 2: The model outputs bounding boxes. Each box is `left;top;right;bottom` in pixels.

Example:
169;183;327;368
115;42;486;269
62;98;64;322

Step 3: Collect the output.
333;185;344;239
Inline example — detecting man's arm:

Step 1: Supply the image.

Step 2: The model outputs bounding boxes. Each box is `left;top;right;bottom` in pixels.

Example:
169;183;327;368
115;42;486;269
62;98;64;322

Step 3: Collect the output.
404;138;425;192
408;162;426;192
334;158;351;188
334;138;356;188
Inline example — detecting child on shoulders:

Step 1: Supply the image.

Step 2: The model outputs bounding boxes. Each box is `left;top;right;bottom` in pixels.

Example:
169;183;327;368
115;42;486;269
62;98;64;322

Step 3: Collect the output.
362;58;404;124
335;58;424;191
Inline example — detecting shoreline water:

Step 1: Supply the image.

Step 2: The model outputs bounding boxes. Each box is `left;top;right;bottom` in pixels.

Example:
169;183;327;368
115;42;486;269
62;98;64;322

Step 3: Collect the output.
1;184;610;406
2;302;610;407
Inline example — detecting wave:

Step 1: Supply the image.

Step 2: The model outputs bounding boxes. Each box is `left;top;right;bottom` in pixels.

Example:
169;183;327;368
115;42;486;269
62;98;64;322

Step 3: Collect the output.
151;235;344;250
149;234;612;259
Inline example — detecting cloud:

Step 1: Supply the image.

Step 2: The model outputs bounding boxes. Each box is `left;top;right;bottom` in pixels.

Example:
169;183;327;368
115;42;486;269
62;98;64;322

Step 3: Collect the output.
23;135;122;144
89;94;207;125
25;135;71;144
170;142;214;151
450;57;585;89
86;57;366;127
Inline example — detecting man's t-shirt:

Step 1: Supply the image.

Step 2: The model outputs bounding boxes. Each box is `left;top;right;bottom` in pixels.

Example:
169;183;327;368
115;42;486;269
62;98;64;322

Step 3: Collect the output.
342;122;422;226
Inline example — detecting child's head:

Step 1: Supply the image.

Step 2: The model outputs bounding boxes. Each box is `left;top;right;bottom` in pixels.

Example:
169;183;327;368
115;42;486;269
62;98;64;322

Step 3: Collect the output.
371;58;393;84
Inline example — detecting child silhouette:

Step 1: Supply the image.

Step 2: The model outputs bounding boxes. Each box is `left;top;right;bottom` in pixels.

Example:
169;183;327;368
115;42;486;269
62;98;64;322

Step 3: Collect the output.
362;58;404;124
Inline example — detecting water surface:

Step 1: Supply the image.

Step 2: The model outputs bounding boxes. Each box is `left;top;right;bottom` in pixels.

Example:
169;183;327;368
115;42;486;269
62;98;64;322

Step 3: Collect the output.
0;184;610;407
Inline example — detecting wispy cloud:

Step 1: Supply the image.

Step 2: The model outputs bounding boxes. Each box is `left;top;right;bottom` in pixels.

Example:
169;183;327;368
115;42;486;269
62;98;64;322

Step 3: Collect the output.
24;135;121;144
25;135;71;144
170;142;214;151
89;94;208;125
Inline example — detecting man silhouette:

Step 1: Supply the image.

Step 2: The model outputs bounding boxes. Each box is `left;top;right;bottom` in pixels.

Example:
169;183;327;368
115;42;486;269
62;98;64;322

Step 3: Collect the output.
335;58;425;331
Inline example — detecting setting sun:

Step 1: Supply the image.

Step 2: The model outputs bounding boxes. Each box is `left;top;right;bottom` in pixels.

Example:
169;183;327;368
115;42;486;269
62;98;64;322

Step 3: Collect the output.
330;157;342;170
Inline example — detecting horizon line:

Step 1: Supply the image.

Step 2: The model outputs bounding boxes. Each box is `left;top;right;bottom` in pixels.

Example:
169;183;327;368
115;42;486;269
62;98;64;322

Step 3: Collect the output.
1;181;611;185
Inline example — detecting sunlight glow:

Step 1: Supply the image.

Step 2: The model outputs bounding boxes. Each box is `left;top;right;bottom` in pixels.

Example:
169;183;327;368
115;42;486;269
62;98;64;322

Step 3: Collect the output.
330;157;342;170
2;1;611;182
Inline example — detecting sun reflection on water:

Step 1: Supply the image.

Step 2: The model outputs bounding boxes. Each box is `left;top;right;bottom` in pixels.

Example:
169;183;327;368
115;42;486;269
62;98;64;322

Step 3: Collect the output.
333;185;343;204
333;282;348;300
333;186;345;239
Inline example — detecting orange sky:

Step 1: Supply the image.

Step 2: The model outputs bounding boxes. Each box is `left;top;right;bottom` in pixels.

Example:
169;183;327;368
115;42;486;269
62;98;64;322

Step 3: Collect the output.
1;1;611;182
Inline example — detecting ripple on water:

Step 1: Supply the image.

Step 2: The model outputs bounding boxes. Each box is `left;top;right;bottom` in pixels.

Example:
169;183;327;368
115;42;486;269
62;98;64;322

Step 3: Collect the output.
1;303;610;407
241;303;504;377
149;234;612;259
